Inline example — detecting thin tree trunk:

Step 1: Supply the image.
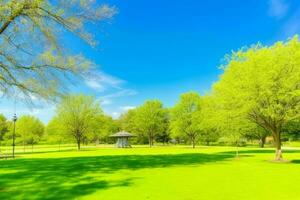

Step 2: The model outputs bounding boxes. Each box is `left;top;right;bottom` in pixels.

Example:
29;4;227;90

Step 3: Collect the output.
77;140;81;150
272;130;282;161
149;133;152;147
259;136;266;148
192;136;195;148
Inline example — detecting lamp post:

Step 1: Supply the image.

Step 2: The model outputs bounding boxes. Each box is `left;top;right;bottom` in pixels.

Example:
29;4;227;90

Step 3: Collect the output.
12;114;17;158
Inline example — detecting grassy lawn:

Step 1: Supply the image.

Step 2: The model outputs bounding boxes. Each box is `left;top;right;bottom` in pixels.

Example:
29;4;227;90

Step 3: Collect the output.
1;145;300;200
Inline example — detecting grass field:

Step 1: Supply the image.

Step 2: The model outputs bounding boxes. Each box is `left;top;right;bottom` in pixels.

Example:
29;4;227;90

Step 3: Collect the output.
1;145;300;200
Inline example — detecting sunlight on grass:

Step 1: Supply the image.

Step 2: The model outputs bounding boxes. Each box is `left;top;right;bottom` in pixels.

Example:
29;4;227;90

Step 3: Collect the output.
1;146;300;200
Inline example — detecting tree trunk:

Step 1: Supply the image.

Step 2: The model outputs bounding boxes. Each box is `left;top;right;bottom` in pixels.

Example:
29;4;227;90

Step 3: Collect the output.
191;136;195;148
149;133;153;147
272;130;282;161
206;140;210;146
77;140;81;150
259;136;266;148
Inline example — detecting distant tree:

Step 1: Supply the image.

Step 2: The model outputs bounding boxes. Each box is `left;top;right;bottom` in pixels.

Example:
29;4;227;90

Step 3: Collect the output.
243;124;270;148
16;115;44;151
214;36;300;160
282;120;300;142
170;92;202;148
0;114;9;152
54;94;103;150
155;109;171;145
88;115;118;145
134;100;167;147
0;0;116;100
45;117;71;150
197;96;220;146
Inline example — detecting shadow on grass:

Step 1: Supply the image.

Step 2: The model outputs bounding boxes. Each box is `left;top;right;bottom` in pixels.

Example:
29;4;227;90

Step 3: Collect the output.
222;149;300;155
0;153;233;200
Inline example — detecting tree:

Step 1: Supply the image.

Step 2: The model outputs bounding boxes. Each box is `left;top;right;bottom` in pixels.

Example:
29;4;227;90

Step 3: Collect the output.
0;114;9;153
170;92;202;148
197;96;220;146
0;0;116;99
45;117;71;151
88;115;118;145
213;36;300;160
134;100;167;147
54;94;103;150
16;115;44;151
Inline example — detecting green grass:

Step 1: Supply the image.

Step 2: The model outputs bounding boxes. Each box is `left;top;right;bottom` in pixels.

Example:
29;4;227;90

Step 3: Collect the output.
1;145;300;200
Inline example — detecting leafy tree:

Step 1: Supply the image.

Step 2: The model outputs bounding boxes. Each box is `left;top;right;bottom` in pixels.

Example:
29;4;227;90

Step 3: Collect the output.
54;94;103;150
282;120;300;142
88;115;118;145
170;92;202;148
214;36;300;160
0;0;116;99
197;96;220;146
45;117;71;150
134;100;167;147
0;114;9;152
16;115;44;151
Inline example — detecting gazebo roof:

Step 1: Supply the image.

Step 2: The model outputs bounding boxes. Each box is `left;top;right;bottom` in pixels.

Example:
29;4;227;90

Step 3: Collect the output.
110;131;134;137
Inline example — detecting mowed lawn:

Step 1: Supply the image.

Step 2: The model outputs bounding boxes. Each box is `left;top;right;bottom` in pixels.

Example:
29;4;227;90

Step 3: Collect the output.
1;145;300;200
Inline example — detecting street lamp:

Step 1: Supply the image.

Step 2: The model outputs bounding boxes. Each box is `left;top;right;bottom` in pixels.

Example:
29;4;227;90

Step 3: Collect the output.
12;114;17;158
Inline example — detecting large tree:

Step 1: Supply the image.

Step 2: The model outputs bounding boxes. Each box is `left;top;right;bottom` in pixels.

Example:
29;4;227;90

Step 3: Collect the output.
134;100;167;147
54;94;103;150
170;92;202;148
214;36;300;160
0;0;116;99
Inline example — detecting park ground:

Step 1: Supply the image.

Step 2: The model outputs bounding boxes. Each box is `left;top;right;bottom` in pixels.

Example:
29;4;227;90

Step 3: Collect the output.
1;145;300;200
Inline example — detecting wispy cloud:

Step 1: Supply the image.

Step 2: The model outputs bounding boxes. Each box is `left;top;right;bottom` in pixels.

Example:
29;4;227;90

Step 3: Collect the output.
281;8;300;38
268;0;289;18
101;89;138;99
97;89;138;107
84;70;124;92
120;105;136;111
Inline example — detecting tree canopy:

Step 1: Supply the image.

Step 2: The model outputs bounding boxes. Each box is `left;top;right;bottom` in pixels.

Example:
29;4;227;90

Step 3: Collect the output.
54;94;103;150
213;36;300;160
0;0;116;100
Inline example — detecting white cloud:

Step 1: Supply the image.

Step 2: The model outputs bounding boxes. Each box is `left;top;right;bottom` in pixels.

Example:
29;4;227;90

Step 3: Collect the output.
84;71;124;92
268;0;289;18
101;89;138;99
111;112;120;119
99;99;112;106
120;106;136;111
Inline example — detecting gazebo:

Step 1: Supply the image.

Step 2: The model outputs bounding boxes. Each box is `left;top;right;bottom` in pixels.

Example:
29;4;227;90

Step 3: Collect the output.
110;131;134;148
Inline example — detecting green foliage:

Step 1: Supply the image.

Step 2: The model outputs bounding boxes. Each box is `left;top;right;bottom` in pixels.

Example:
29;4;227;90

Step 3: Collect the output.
213;36;300;159
170;92;202;148
16;115;44;148
0;0;116;100
121;100;168;146
54;94;103;150
0;114;8;144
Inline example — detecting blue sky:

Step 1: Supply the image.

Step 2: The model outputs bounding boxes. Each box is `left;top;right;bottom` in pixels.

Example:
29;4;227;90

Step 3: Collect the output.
1;0;300;123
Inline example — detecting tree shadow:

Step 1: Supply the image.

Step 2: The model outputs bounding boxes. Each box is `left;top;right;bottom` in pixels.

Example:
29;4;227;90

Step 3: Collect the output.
222;149;300;155
0;153;233;199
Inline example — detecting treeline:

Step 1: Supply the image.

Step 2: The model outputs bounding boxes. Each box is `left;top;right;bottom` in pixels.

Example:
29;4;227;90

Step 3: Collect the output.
1;37;300;160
